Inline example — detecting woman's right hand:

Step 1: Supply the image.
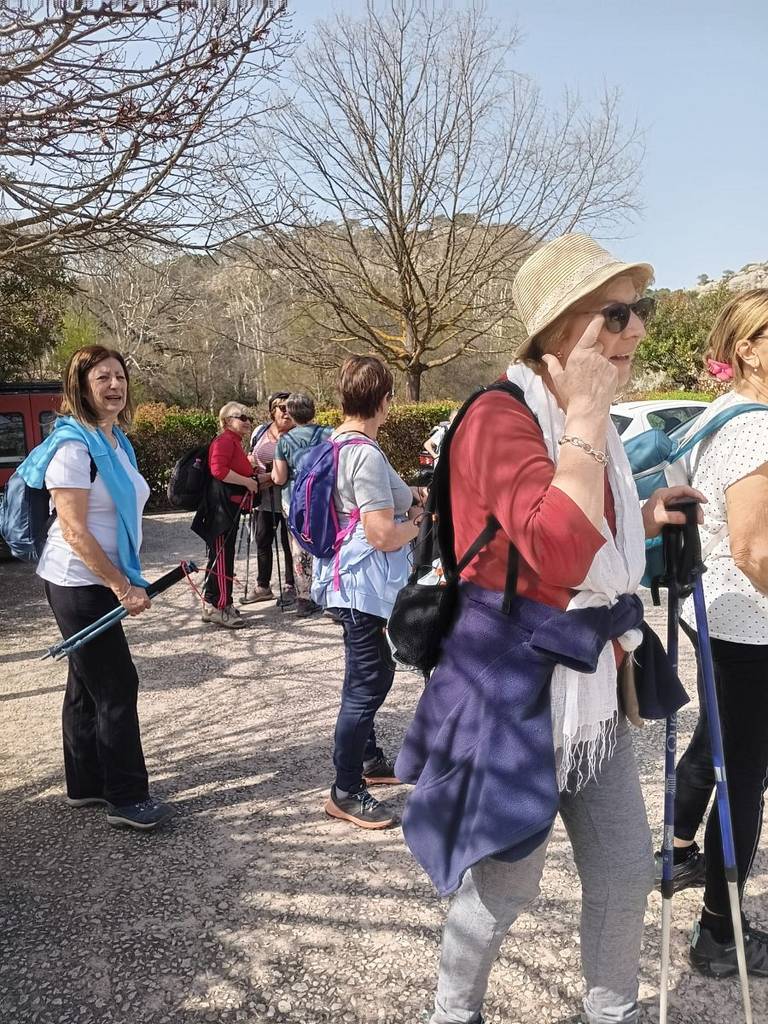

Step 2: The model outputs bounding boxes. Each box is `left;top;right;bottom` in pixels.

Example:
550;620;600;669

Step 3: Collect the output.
542;315;618;416
119;585;152;617
245;477;261;493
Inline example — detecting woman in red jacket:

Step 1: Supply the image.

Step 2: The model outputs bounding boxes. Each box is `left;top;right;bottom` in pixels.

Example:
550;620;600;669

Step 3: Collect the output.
193;402;267;628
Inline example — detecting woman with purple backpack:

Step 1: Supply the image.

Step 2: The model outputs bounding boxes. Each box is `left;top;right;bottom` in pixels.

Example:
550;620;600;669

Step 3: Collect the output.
312;355;424;831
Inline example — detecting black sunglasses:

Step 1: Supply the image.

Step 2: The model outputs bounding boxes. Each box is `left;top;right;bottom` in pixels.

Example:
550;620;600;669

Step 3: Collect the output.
229;414;253;423
587;297;656;334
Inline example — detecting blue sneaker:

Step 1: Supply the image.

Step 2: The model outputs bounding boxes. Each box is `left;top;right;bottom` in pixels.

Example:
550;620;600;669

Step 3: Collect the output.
106;797;174;831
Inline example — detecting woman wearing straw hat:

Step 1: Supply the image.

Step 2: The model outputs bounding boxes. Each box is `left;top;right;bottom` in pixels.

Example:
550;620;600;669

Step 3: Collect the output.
395;233;703;1024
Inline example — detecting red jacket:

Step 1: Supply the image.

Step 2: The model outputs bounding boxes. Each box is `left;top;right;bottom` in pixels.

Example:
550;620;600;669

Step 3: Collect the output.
450;390;616;611
209;429;253;481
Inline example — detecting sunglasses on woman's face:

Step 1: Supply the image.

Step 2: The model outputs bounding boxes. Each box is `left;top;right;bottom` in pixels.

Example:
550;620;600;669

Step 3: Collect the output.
587;297;656;334
230;414;253;423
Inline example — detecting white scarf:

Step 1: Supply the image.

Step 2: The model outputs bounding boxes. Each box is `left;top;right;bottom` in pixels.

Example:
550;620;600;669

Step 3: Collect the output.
506;364;646;790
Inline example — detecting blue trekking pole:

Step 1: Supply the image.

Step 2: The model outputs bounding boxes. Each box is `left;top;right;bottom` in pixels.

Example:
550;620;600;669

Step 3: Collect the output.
41;561;199;661
652;501;752;1024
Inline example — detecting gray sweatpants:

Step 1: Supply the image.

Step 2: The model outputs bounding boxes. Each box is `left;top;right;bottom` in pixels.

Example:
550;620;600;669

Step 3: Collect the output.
430;721;654;1024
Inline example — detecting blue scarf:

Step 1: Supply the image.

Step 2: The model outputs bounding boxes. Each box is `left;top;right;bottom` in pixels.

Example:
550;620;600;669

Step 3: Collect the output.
18;416;148;587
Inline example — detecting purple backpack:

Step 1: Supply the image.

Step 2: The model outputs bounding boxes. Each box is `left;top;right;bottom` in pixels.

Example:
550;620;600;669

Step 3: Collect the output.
287;436;375;566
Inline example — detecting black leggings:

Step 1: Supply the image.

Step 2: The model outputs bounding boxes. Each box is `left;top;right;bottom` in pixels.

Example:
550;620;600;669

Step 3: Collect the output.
253;508;295;589
675;624;768;919
44;581;149;806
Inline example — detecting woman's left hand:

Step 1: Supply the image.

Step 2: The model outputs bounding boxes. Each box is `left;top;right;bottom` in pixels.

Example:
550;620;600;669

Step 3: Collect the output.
642;485;707;539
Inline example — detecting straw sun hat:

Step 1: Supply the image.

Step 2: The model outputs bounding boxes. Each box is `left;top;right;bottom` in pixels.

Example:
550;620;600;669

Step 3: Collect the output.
512;233;654;361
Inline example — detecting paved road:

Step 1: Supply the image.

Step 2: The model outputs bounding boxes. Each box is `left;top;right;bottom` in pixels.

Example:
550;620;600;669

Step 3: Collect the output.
0;514;765;1024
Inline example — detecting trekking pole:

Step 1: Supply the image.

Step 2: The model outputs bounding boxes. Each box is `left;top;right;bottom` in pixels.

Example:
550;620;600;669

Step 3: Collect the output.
269;483;285;611
660;589;679;1024
654;501;752;1024
243;507;253;595
41;561;199;660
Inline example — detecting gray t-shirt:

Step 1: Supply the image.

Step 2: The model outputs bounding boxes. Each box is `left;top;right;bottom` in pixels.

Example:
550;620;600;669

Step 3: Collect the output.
333;431;412;520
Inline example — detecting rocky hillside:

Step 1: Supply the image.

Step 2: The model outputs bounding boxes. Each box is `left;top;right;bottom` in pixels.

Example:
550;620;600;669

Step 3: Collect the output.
697;262;768;293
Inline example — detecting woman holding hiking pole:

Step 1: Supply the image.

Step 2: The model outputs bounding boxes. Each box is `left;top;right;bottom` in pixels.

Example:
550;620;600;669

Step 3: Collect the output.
665;290;768;977
19;345;172;831
395;234;702;1024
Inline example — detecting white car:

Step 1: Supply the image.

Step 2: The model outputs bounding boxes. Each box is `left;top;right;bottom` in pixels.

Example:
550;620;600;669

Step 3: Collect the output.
610;399;709;441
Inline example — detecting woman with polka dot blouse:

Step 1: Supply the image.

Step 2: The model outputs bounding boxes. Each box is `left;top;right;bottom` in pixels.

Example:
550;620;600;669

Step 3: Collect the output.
673;290;768;977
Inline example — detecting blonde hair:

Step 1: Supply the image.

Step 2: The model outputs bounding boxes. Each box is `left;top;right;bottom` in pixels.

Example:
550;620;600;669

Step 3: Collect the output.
218;401;247;432
61;346;134;429
525;271;648;367
706;289;768;383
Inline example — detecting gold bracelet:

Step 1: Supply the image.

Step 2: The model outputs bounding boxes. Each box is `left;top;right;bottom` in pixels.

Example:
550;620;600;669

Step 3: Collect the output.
558;435;609;466
115;580;132;601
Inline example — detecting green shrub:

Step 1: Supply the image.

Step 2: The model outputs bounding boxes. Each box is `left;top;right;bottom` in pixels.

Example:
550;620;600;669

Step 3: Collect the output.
627;390;713;402
132;400;456;509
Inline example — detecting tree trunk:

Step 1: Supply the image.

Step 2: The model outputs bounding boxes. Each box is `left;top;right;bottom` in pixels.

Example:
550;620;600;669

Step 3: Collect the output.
405;367;422;402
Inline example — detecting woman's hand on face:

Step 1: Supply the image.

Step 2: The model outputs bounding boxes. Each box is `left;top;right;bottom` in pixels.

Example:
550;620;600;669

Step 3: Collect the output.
542;315;618;416
121;586;151;617
642;486;707;539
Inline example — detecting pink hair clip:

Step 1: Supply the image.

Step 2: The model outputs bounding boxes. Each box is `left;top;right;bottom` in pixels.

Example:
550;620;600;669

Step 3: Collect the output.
706;357;734;382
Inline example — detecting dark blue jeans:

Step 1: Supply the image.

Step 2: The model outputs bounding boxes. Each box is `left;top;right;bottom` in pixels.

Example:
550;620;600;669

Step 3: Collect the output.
333;609;395;792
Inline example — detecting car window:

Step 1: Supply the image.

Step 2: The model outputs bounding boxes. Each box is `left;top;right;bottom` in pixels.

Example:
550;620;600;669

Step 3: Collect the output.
39;409;57;439
0;412;27;467
610;413;632;436
647;407;705;435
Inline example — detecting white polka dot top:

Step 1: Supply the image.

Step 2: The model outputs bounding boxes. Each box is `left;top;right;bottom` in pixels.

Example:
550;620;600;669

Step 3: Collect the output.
681;391;768;644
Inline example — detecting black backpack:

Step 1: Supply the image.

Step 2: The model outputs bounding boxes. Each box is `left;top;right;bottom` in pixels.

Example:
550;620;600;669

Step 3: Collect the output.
166;445;210;511
387;381;530;676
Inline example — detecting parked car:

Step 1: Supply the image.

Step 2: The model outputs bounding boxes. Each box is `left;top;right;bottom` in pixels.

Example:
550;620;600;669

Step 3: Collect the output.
0;382;62;558
610;399;709;441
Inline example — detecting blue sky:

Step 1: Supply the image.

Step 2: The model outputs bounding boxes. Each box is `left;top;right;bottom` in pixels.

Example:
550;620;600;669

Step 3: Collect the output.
289;1;767;290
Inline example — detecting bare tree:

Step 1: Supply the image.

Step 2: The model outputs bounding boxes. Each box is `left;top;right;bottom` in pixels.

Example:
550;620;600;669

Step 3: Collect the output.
0;0;293;262
235;0;643;400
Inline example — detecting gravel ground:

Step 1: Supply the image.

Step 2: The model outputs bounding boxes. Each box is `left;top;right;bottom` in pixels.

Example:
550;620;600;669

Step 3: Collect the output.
0;513;766;1024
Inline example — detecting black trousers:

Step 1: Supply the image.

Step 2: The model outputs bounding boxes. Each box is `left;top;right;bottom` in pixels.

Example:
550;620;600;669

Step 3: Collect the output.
676;624;768;920
254;507;295;589
44;581;149;806
204;526;238;609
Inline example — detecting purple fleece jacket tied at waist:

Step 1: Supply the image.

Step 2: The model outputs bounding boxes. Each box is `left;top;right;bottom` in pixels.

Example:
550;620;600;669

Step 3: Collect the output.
394;583;645;896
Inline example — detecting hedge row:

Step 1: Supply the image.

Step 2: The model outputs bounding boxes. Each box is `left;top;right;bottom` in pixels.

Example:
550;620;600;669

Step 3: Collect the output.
131;400;456;510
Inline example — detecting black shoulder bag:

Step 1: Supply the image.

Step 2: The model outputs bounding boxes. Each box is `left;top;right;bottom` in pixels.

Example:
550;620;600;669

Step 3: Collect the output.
387;380;530;677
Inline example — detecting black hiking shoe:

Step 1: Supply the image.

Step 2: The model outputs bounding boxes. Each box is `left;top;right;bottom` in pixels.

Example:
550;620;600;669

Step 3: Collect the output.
295;598;323;618
689;920;768;978
106;798;174;832
324;785;395;830
654;842;706;893
362;751;400;786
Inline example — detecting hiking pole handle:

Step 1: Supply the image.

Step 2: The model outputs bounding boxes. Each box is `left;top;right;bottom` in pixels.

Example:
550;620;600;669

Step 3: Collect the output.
145;560;198;599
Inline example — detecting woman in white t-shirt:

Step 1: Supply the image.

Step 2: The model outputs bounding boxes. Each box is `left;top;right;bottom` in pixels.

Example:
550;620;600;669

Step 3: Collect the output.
672;291;768;977
34;346;172;832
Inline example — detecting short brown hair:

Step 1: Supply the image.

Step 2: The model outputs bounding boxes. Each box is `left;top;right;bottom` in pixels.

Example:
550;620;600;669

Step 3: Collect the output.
60;346;134;429
706;289;768;383
338;356;393;418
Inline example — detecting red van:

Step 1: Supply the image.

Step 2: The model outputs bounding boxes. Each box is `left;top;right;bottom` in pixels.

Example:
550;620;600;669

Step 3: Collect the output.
0;382;63;488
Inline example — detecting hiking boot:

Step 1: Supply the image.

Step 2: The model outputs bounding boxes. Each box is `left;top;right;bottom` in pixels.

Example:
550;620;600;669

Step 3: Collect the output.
689;920;768;978
202;604;246;629
362;752;400;786
66;795;108;808
324;608;343;624
324;785;395;830
295;598;323;618
654;842;706;893
276;587;297;608
106;798;174;832
226;604;242;617
239;585;274;605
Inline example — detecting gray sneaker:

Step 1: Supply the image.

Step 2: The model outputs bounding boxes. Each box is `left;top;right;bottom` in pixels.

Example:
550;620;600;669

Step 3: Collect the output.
202;604;246;629
239;585;274;605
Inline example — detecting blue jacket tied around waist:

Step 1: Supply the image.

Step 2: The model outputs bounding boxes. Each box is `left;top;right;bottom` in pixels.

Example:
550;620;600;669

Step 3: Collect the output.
394;584;647;897
18;416;148;587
